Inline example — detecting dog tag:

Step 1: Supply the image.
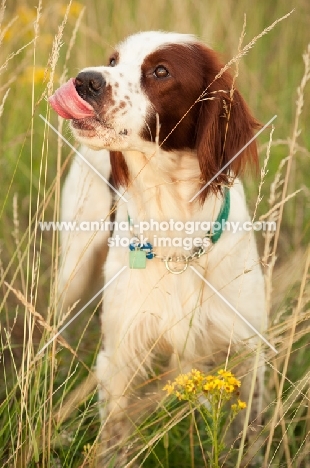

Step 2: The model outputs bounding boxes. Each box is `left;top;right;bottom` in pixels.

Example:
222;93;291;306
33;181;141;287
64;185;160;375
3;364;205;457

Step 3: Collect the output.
129;250;146;269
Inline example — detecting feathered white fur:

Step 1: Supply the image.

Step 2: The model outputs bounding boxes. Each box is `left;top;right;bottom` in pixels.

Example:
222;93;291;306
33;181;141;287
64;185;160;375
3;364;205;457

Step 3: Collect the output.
58;146;111;314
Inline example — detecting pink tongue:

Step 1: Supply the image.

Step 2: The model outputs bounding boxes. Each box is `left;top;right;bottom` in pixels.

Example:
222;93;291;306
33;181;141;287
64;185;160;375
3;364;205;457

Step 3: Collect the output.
48;78;94;119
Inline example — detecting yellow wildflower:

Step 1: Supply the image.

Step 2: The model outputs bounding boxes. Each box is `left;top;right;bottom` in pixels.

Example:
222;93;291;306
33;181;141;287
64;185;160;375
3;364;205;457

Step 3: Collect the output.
163;368;243;403
175;374;187;386
213;378;225;390
59;1;84;18
203;381;214;392
163;382;175;395
227;376;241;387
17;5;37;24
3;6;36;42
21;66;49;84
191;369;204;383
231;399;247;411
186;383;195;393
163;368;247;467
225;384;235;393
218;369;233;378
238;399;247;409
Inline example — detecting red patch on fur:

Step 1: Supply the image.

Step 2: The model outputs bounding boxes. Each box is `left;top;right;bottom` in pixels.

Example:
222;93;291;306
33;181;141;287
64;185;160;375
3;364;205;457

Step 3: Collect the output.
110;151;129;187
111;43;260;202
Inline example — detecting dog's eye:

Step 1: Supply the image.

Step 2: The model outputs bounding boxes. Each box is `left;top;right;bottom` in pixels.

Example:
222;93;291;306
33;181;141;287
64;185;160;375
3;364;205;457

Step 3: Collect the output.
109;57;116;67
154;66;169;78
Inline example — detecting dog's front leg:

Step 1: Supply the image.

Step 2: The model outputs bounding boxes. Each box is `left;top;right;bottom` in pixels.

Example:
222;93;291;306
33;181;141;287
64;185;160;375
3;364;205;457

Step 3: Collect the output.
96;350;134;467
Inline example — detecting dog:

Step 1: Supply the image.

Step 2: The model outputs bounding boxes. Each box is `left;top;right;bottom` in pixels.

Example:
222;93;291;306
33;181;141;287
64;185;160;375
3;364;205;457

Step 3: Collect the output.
50;31;267;466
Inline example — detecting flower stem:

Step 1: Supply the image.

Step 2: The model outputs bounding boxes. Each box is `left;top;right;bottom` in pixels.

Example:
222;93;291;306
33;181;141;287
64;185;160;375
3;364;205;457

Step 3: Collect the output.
212;396;220;468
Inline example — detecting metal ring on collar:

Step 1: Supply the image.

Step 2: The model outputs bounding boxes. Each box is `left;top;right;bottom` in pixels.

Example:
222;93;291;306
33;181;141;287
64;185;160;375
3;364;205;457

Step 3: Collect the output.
164;256;189;274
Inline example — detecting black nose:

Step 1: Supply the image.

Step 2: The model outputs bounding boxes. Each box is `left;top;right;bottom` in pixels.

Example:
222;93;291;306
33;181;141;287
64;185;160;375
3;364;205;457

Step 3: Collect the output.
75;71;105;101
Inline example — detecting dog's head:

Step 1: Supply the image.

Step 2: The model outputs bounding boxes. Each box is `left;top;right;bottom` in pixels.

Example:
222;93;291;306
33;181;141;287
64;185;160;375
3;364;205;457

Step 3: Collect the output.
50;31;259;199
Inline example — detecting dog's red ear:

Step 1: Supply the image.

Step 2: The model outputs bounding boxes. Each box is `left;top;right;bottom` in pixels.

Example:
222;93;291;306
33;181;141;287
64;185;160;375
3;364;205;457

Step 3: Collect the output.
194;45;260;202
110;151;129;188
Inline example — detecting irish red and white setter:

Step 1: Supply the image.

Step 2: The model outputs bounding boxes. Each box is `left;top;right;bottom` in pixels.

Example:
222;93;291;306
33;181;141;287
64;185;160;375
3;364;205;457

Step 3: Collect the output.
50;31;267;466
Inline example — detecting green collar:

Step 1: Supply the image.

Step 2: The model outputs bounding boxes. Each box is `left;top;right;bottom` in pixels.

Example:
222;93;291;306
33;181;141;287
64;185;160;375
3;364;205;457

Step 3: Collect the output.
127;187;230;254
209;187;230;244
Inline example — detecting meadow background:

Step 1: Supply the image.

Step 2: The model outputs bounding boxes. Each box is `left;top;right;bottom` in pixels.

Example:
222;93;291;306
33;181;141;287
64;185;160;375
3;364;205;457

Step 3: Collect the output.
0;0;310;466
